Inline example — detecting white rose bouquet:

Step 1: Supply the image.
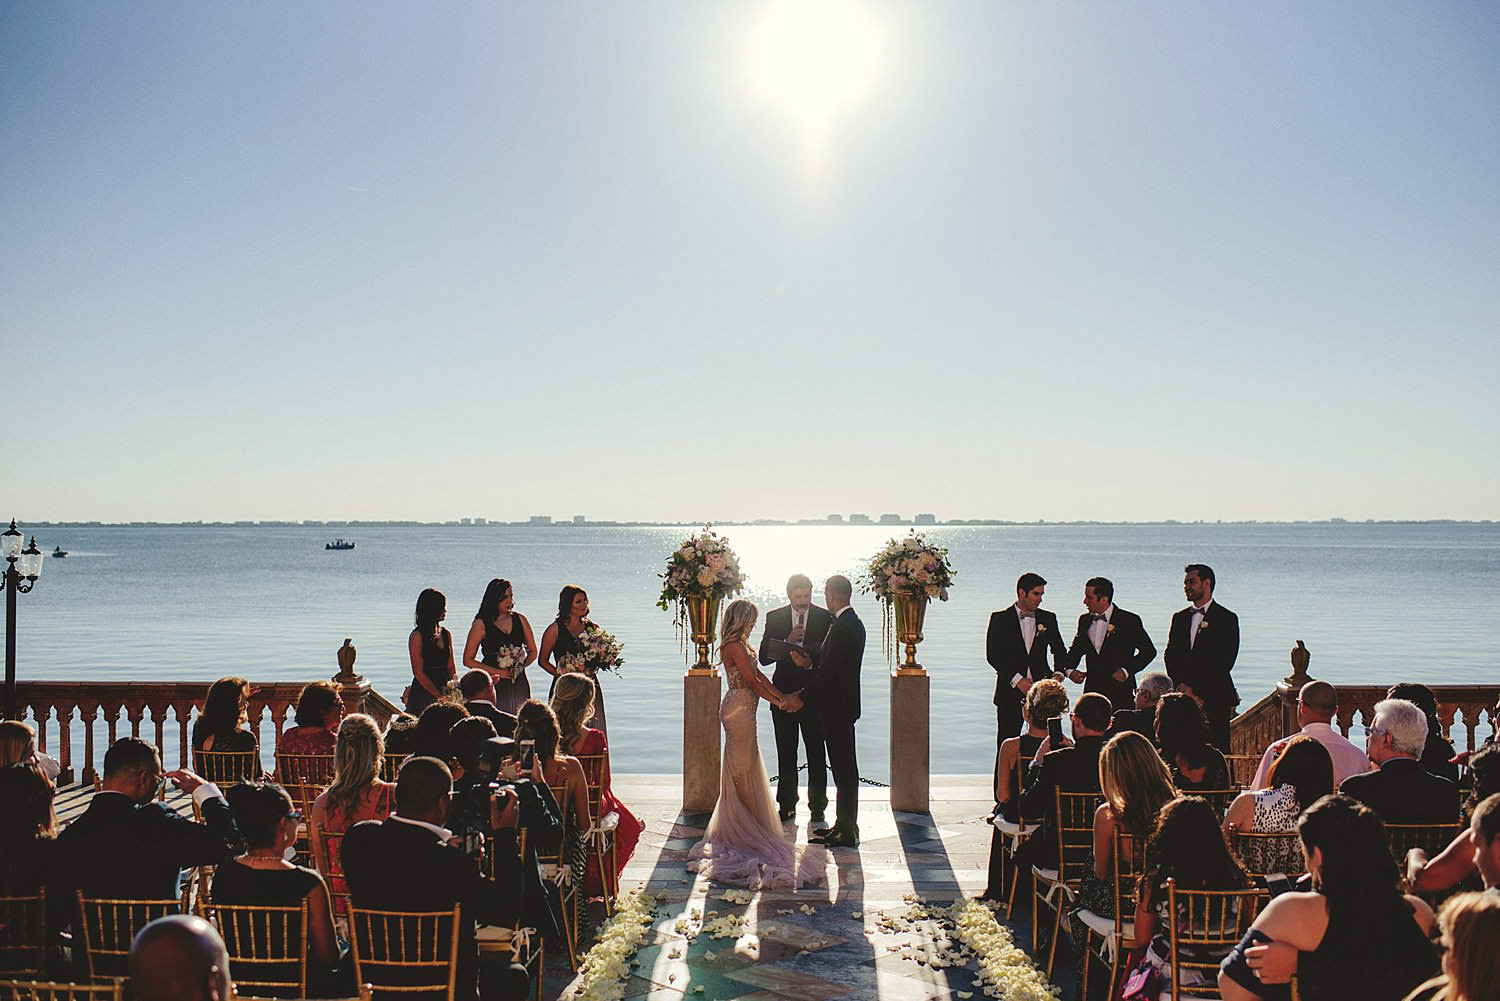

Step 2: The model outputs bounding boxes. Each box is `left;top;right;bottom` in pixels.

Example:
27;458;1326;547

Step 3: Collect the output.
579;622;626;675
492;645;528;677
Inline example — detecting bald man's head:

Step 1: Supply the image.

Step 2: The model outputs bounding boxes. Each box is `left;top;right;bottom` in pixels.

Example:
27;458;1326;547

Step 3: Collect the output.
129;916;231;1001
1299;681;1338;723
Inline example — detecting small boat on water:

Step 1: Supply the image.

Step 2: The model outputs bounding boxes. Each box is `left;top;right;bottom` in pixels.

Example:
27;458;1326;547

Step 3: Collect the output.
52;546;67;558
325;539;355;551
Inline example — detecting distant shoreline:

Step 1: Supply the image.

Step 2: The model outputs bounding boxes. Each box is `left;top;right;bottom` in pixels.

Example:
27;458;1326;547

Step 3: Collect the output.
27;518;1498;528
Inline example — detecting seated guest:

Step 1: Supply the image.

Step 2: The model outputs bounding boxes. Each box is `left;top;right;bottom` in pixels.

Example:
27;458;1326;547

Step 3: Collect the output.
1157;692;1231;791
192;677;261;781
1129;796;1255;994
551;673;643;897
1402;891;1500;1001
515;701;591;849
996;678;1069;824
213;783;341;989
1387;683;1460;783
57;737;243;901
1018;692;1113;867
0;763;59;911
1407;748;1500;896
409;701;470;765
0;719;61;782
1250;681;1372;789
1110;673;1173;742
341;756;526;1001
459;669;518;738
128;915;232;1001
383;712;418;760
1218;795;1437;1001
311;714;395;835
1226;735;1334;876
1069;731;1178;980
276;682;343;756
1341;699;1461;824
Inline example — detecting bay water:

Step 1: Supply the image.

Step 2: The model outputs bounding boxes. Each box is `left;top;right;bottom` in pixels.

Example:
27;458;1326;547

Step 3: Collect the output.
15;522;1498;779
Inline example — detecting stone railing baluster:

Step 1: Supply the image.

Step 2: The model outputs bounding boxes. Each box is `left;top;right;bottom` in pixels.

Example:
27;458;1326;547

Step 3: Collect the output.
56;703;75;786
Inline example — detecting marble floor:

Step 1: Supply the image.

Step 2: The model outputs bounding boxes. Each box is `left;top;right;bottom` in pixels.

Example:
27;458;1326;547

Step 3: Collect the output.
543;775;1074;1001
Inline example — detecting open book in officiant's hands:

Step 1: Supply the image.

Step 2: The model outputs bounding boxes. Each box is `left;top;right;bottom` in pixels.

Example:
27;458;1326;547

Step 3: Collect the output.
766;637;815;661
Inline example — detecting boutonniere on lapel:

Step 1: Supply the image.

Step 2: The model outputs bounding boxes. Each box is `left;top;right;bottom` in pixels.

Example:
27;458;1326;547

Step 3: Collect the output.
1197;617;1209;632
1036;622;1047;634
1106;623;1116;635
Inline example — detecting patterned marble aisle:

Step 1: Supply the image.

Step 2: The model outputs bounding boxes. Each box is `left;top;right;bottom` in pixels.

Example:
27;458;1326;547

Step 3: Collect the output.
546;775;1072;1001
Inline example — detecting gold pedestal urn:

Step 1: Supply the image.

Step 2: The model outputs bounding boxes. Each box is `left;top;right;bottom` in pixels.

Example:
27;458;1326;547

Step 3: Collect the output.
893;593;929;675
686;595;722;675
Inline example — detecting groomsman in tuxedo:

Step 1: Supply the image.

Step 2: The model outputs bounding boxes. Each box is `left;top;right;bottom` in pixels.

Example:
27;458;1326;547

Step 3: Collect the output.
987;573;1067;810
1164;564;1240;752
1063;577;1157;712
758;573;833;823
785;575;865;848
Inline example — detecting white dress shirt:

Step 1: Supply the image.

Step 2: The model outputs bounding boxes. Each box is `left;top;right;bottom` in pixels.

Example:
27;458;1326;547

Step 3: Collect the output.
1188;600;1213;649
1089;604;1114;654
1250;721;1374;790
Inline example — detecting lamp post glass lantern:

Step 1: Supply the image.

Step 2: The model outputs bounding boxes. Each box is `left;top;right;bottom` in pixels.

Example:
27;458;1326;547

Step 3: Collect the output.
4;520;44;720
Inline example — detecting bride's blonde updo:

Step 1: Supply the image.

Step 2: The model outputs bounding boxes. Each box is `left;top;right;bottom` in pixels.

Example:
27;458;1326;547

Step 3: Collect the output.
719;599;759;653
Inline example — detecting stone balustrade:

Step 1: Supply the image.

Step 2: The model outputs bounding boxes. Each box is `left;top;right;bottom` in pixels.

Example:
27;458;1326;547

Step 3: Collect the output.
12;677;399;785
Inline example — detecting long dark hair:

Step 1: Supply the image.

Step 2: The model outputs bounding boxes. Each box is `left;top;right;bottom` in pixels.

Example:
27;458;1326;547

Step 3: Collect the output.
414;588;449;663
193;676;249;748
1138;795;1250;904
1299;794;1415;948
1155;692;1211;764
409;702;469;764
517;699;561;764
476;579;512;623
556;585;587;626
225;782;294;850
1267;734;1335;811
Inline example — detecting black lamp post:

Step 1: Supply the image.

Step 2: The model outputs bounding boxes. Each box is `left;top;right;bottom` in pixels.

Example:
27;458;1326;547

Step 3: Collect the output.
3;520;44;720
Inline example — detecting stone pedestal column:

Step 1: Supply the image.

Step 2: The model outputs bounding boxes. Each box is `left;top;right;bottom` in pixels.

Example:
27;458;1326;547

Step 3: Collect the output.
890;669;930;812
684;669;723;812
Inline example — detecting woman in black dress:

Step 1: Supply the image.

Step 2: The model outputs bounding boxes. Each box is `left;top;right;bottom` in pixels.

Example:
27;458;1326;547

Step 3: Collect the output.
462;578;538;716
538;585;606;735
406;588;455;715
193;677;262;781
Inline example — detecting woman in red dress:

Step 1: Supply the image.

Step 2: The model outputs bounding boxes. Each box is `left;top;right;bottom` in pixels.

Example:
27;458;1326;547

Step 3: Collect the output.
550;672;641;897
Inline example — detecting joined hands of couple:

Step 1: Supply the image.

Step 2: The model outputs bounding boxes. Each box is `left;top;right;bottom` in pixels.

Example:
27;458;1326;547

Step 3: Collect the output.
1016;667;1131;692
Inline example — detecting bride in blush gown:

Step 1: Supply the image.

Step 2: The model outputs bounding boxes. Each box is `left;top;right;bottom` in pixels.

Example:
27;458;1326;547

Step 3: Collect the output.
688;599;825;890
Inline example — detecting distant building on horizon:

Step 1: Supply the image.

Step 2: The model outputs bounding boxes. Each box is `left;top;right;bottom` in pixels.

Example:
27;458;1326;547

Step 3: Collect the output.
849;513;872;525
878;513;903;525
529;515;552;526
826;514;844;524
914;513;936;525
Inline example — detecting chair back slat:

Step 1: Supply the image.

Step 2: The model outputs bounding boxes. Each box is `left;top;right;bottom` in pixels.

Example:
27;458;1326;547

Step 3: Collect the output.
1386;823;1465;862
379;756;404;784
1056;790;1103;886
273;754;336;817
1223;754;1260;790
193;749;261;786
0;893;47;977
1164;881;1269;999
75;895;180;982
200;900;309;997
348;906;460;1001
0;978;126;1001
1111;829;1146;939
307;820;350;923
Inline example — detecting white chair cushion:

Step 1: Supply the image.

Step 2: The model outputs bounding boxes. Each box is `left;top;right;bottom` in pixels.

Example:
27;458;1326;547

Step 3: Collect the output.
1031;866;1060;883
993;817;1039;836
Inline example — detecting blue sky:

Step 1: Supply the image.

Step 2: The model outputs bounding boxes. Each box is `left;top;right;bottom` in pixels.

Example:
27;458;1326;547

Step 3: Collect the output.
4;2;1497;523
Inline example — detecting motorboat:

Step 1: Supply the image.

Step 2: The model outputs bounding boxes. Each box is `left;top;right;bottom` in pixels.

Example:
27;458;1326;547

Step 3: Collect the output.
325;539;355;550
52;546;67;558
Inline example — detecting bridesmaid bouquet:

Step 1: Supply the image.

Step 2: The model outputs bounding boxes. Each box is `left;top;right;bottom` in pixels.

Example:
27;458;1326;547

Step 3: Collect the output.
493;645;528;674
561;623;626;676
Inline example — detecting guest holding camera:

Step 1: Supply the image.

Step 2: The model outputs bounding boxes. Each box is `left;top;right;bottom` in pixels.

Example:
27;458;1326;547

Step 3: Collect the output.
341;755;525;1001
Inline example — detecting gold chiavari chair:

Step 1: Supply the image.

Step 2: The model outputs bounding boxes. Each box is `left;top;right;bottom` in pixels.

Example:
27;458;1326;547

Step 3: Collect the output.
347;906;460;1001
536;783;580;972
273;753;337;820
231;988;372;1001
192;749;263;787
1386;822;1466;864
0;892;47;977
1078;829;1145;1001
574;751;618;915
1224;754;1261;791
991;753;1040;920
307;819;350;925
379;756;404;784
1164;881;1270;999
1190;788;1239;818
0;979;125;1001
74;895;180;983
1031;789;1103;980
1229;830;1306;885
199;900;309;998
477;829;543;1001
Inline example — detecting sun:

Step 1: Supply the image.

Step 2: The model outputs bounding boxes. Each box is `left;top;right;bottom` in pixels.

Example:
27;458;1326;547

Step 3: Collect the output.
747;0;883;151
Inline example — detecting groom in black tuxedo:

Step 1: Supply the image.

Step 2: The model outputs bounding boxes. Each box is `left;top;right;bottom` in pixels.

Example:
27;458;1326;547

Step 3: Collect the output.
1063;576;1157;712
758;573;833;823
785;574;865;848
1164;563;1240;751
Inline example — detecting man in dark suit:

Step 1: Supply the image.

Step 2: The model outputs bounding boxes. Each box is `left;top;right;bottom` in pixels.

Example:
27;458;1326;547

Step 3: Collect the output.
758;573;834;823
1340;698;1462;825
1109;672;1173;741
342;755;527;1001
459;669;518;738
1063;577;1156;712
987;572;1068;809
56;737;243;902
1163;563;1240;751
785;575;865;848
1017;693;1112;867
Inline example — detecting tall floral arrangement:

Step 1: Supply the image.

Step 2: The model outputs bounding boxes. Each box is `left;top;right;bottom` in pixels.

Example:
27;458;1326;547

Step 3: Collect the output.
859;531;956;664
657;526;746;663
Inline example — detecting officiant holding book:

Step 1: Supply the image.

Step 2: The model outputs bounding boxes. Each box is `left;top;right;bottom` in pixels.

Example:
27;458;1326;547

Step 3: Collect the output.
758;573;833;823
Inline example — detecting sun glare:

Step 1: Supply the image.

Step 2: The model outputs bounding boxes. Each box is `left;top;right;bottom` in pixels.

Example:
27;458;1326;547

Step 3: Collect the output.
747;0;883;154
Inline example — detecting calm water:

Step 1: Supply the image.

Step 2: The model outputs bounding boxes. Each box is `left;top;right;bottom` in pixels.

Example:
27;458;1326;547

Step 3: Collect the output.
13;523;1500;779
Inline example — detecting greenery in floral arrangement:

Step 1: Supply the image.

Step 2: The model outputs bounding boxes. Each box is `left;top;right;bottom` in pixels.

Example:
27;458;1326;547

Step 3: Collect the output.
656;525;747;610
559;621;626;676
860;531;956;601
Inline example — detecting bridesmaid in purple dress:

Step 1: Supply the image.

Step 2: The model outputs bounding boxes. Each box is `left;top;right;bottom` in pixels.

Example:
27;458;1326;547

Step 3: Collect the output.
462;578;538;716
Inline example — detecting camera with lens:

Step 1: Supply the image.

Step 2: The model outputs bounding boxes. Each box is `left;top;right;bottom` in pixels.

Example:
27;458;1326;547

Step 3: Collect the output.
450;736;526;855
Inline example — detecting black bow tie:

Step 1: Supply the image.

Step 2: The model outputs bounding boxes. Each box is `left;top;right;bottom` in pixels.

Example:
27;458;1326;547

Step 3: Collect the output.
1190;606;1208;617
1090;613;1107;622
1017;610;1035;620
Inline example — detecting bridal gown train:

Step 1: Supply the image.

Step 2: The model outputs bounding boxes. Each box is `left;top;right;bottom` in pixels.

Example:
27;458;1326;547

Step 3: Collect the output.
687;660;825;890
